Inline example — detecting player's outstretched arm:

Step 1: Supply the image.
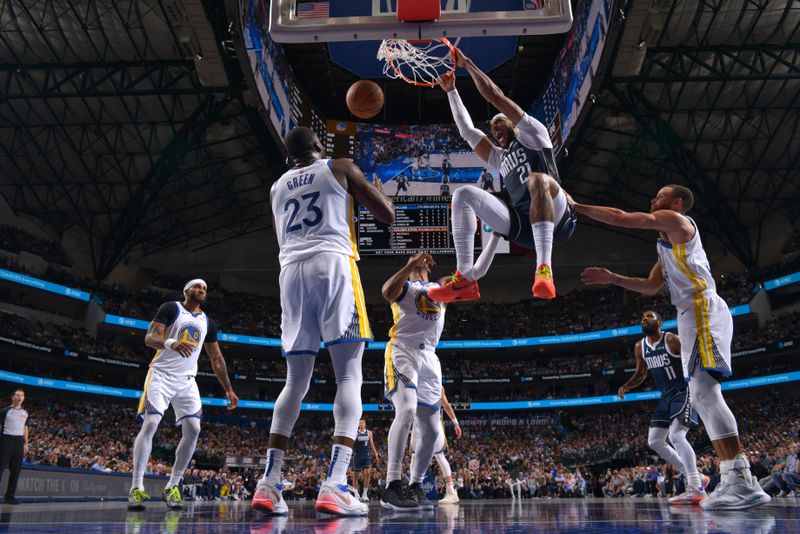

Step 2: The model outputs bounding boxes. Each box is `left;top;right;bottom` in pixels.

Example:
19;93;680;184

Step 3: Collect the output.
381;252;435;302
572;202;687;233
454;48;524;125
581;260;664;295
619;342;648;399
441;389;461;439
331;158;395;224
205;341;239;410
437;74;497;164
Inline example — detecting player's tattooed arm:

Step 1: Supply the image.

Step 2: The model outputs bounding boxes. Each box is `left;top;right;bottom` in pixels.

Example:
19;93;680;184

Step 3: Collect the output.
381;252;435;302
145;321;192;357
582;260;664;296
454;48;524;124
205;342;239;410
619;342;648;399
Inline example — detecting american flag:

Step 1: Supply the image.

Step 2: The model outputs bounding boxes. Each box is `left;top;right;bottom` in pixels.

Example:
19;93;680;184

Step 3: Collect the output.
296;1;329;18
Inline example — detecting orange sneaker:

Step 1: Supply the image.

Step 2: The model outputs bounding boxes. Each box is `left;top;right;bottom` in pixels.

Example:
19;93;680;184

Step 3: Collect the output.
532;265;556;299
427;271;480;303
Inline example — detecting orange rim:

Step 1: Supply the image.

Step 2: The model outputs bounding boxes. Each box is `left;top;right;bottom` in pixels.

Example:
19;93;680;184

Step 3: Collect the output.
387;37;456;88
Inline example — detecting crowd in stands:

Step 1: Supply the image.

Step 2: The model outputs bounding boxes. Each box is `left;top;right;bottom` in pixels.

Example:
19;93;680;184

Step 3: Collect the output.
0;225;72;266
15;390;800;501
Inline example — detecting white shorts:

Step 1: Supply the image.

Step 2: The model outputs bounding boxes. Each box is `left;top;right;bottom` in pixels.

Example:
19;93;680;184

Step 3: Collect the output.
412;418;446;454
676;291;733;379
137;368;202;425
384;340;442;408
279;252;371;355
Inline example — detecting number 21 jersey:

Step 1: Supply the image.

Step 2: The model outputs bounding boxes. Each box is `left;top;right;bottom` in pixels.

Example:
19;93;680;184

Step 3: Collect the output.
271;159;359;267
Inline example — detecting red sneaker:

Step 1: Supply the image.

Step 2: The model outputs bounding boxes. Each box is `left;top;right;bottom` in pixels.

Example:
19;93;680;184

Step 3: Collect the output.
532;265;556;299
427;271;481;303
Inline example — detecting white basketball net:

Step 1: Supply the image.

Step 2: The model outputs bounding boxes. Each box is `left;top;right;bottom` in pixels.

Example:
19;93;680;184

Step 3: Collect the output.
377;38;455;87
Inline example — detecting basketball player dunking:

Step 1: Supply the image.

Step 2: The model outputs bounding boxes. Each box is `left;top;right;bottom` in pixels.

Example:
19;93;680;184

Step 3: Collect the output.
380;248;497;510
620;310;707;505
252;127;394;518
128;280;239;510
351;418;379;502
429;48;577;303
410;385;462;504
576;185;770;510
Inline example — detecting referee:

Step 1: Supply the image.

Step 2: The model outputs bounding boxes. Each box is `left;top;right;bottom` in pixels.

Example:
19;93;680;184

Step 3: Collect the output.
0;389;29;505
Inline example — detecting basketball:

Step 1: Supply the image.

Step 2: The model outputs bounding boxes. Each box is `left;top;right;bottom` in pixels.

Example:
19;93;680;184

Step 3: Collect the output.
346;80;384;119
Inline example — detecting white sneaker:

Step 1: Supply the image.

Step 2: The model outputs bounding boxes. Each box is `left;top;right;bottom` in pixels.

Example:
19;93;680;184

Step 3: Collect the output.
439;490;459;504
315;481;368;517
700;468;770;510
360;490;369;503
252;479;289;516
668;488;707;505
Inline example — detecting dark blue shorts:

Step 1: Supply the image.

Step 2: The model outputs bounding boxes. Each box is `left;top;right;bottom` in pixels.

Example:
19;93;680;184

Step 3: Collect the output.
650;387;700;429
504;200;577;249
353;455;372;470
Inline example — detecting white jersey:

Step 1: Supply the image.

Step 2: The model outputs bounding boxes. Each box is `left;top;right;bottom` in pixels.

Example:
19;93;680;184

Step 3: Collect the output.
270;159;358;267
388;280;445;348
150;301;216;376
656;216;717;308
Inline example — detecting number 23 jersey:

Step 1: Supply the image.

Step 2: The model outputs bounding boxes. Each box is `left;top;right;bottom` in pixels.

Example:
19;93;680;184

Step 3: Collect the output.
271;158;358;268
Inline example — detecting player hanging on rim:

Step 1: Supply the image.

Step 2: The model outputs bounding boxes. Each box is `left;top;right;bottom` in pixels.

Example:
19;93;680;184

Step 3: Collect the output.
428;48;576;303
576;185;770;510
410;385;462;504
351;418;380;503
252;127;394;518
380;247;497;511
129;280;239;510
619;310;708;505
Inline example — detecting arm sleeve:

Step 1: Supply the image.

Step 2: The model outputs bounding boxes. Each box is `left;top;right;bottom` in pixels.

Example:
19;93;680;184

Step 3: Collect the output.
516;113;553;150
487;146;504;172
205;317;218;343
447;90;488;150
152;301;179;327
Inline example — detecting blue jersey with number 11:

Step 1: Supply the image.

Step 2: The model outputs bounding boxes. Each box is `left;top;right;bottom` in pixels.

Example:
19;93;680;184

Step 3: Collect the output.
271;158;358;267
642;334;684;397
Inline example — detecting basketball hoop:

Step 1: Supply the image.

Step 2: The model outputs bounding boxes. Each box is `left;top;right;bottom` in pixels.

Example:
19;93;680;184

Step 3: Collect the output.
377;38;456;88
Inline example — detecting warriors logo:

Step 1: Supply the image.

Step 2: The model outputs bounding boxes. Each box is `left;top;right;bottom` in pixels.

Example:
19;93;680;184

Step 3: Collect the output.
177;324;202;348
415;291;441;320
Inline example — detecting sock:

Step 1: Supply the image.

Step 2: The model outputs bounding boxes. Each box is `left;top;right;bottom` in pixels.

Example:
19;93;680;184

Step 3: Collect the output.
446;482;455;493
687;473;702;491
452;200;478;281
532;221;554;268
262;448;285;485
326;444;353;485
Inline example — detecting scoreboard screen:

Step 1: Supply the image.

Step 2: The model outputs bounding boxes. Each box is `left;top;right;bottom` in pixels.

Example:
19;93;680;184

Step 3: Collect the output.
357;196;480;256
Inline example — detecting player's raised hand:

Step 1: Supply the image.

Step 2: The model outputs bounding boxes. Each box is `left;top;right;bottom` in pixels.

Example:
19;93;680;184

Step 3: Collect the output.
581;267;614;286
617;386;627;400
407;252;435;269
452;47;469;67
437;73;455;92
225;389;239;410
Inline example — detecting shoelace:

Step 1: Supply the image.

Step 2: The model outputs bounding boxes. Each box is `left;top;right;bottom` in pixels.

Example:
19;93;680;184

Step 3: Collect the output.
449;271;461;284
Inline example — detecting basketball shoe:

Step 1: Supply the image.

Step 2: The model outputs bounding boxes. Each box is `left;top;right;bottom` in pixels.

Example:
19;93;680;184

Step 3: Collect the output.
380;480;418;511
252;479;289;516
127;488;150;510
439;487;459;504
700;462;770;510
668;487;707;505
315;481;368;517
162;486;183;509
406;482;435;510
426;271;480;303
532;265;556;299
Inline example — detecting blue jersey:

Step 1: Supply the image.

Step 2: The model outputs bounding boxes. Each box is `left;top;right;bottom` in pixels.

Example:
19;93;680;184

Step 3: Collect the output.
354;429;370;457
641;334;684;397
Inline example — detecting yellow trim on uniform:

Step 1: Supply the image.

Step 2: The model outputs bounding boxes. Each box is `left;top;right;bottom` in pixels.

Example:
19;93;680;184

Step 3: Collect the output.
672;244;715;369
137;369;154;415
347;196;359;260
149;349;162;365
388;301;400;340
349;257;371;338
385;339;395;392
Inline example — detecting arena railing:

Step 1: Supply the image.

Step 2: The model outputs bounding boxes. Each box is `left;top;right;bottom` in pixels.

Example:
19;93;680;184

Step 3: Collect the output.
1;368;797;412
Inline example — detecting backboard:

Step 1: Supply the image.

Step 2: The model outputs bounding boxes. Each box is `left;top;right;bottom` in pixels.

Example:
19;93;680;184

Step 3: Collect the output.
269;0;573;43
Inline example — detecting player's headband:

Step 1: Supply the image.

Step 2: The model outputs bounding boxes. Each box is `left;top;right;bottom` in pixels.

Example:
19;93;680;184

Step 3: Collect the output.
183;279;207;292
490;113;509;124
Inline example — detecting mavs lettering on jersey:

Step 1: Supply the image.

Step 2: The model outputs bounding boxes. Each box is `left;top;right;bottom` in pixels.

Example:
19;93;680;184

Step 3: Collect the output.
642;334;683;397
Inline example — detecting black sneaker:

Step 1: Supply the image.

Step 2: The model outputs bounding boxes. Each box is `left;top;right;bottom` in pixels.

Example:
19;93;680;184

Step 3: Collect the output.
406;482;435;509
380;481;418;511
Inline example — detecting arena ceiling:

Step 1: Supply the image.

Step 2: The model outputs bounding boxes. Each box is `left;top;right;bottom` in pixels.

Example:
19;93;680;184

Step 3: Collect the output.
0;0;798;282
